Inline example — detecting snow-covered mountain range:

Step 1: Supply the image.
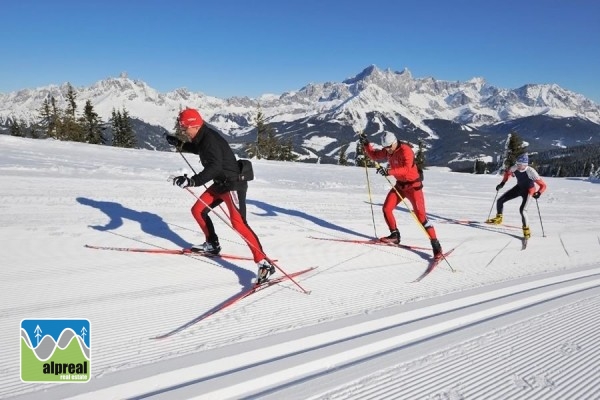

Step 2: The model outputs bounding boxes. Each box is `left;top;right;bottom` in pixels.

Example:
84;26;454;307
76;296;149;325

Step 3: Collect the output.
2;66;600;166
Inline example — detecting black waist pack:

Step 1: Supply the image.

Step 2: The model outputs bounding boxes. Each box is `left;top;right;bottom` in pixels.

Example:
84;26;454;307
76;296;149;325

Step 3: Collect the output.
238;159;254;181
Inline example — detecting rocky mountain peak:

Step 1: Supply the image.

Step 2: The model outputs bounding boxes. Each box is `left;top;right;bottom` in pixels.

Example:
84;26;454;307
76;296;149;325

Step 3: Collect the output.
1;66;600;167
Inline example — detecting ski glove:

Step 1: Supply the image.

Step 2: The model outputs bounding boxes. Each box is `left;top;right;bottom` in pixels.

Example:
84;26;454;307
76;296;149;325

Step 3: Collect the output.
173;174;195;188
496;182;505;191
165;134;182;147
358;133;369;146
376;165;389;176
532;191;541;199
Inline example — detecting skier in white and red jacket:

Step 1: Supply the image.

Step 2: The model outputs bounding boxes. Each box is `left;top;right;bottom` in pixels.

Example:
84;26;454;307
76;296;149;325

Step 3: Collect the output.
486;153;547;239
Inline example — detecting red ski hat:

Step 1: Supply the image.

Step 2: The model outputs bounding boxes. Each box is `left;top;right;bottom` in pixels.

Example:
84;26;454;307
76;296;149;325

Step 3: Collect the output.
178;108;204;128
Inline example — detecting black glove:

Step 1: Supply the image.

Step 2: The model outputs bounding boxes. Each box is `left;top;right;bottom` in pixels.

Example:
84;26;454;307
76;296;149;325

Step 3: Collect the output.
166;134;182;147
532;191;541;199
173;174;195;188
376;165;389;176
358;133;369;146
496;182;505;191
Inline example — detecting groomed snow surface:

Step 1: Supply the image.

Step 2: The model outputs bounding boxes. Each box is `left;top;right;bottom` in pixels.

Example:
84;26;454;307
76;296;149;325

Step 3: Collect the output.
1;135;599;399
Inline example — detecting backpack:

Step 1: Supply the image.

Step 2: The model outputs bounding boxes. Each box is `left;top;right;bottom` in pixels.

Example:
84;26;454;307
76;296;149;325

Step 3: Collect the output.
399;142;424;182
237;159;254;181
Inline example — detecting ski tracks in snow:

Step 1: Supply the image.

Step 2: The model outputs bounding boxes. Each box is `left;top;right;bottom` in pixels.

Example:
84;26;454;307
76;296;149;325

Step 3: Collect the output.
54;267;600;399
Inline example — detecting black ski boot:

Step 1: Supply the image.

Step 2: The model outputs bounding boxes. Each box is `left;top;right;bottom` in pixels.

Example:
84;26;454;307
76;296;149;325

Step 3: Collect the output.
256;259;276;284
191;239;221;255
380;229;400;244
431;239;443;260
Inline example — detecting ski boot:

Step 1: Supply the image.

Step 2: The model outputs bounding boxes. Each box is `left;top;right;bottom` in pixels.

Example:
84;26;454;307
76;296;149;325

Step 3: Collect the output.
431;238;443;261
380;229;400;244
256;259;276;285
485;213;503;225
522;226;531;239
191;240;221;255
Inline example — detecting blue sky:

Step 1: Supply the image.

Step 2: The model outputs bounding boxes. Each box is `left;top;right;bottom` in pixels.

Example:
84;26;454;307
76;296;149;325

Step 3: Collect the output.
2;0;599;102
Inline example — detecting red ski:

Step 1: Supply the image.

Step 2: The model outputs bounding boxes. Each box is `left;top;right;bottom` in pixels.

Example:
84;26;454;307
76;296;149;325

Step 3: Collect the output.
413;248;456;282
441;219;521;230
151;266;316;339
308;236;431;251
84;244;261;261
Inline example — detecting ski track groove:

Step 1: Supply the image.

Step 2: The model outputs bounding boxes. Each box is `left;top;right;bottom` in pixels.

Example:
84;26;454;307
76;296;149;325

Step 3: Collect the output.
182;276;598;399
313;289;600;400
556;336;600;395
559;233;571;257
478;322;597;399
5;258;598;400
485;239;512;267
414;297;599;400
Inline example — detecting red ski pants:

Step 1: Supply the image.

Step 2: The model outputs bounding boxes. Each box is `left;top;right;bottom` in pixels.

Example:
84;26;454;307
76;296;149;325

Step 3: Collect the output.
382;183;438;240
191;185;266;262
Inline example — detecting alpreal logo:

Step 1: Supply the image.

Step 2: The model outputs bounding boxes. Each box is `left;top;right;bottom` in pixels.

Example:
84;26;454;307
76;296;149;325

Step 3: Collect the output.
20;318;91;383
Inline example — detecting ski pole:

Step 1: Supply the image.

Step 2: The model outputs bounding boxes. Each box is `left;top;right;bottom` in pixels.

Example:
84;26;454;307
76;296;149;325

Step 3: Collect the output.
176;148;231;219
487;190;499;221
373;161;455;272
183;187;310;294
365;165;378;239
178;149;197;174
359;133;378;238
373;161;431;239
535;198;546;237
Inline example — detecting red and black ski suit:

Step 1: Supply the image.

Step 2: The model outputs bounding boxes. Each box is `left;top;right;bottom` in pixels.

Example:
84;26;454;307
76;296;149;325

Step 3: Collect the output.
364;142;438;240
180;124;266;262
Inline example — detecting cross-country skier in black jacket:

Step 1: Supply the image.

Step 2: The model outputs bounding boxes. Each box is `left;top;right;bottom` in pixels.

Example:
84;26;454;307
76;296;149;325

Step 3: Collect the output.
166;108;275;283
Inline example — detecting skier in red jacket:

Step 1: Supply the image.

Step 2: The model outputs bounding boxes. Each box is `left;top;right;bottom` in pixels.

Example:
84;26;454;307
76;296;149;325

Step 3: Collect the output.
361;132;443;259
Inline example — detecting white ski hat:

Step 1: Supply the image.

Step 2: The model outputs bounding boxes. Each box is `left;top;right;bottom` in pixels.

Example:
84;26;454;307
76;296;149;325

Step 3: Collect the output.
516;154;529;165
381;132;397;147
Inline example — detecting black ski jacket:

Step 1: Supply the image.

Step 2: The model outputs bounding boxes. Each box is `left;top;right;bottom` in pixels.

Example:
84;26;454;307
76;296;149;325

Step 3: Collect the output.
179;124;246;193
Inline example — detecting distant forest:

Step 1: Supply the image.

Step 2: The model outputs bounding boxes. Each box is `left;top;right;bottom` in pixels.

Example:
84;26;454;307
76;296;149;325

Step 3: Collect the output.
532;143;600;177
467;139;600;178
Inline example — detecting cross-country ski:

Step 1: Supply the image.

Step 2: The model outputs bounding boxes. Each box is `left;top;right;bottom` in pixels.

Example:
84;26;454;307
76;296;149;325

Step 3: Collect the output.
308;236;431;251
413;248;456;282
84;244;259;261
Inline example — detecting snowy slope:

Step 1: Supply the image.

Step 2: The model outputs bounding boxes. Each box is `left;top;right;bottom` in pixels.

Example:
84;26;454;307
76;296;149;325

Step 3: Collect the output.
1;135;599;399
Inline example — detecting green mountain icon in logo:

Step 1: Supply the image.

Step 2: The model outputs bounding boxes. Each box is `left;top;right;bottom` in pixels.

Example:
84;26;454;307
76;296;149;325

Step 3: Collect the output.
21;328;90;383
